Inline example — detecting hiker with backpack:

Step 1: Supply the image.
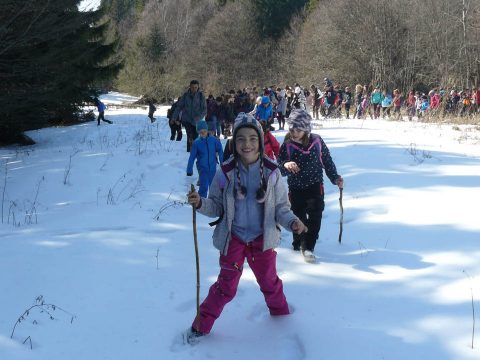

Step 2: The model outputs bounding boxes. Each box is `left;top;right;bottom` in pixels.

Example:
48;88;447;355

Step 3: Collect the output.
277;109;343;263
185;113;306;343
173;80;207;152
167;99;182;141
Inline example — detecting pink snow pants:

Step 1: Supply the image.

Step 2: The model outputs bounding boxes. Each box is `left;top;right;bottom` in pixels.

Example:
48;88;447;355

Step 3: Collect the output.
192;234;290;334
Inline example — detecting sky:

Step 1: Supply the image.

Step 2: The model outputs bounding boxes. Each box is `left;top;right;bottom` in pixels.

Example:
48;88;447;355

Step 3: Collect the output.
1;93;480;359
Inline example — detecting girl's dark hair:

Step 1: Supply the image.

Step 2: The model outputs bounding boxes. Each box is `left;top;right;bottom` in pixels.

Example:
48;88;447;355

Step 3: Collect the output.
235;158;266;203
284;131;310;147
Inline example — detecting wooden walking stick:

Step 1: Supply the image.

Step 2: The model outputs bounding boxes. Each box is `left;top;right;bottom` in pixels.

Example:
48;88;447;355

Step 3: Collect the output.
338;187;344;243
190;184;201;323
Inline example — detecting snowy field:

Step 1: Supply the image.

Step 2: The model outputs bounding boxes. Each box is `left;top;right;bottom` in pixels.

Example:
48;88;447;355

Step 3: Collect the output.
1;92;480;360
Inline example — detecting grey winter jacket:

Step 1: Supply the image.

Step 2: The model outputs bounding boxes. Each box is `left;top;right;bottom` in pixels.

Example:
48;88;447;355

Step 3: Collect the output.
197;156;298;255
173;89;207;126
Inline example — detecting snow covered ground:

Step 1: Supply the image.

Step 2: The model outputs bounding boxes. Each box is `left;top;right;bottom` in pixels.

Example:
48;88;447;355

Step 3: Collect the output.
1;93;480;360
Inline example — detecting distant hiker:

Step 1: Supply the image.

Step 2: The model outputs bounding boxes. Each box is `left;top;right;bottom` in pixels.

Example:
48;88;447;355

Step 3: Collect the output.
185;113;306;343
392;89;402;120
381;91;393;118
94;97;112;125
275;87;287;130
148;99;156;123
370;87;383;119
323;82;336;117
343;86;352;119
173;80;207;152
167;100;182;141
310;84;322;120
353;84;363;119
186;120;223;198
206;94;220;137
255;95;274;131
278;109;343;262
406;90;416;120
292;86;307;111
215;96;233;139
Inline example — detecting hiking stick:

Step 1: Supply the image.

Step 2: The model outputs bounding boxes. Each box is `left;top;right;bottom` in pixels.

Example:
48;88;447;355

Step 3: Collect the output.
190;184;200;322
338;187;344;243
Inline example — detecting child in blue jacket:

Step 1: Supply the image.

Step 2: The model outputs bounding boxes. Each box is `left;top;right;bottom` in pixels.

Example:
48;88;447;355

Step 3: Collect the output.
187;120;224;197
94;97;112;125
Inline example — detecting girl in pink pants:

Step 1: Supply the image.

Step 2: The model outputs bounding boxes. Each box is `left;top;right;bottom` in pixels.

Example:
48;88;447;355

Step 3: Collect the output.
186;113;306;343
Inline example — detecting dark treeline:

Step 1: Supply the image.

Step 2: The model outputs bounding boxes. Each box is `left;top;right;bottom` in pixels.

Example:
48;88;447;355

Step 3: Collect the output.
105;0;480;99
0;0;121;144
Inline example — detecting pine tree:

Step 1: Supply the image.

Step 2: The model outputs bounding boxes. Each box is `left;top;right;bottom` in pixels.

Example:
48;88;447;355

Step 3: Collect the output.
252;0;308;39
0;0;121;144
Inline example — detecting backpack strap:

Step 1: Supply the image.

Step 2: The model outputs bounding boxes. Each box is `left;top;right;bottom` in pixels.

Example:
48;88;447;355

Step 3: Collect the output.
285;135;324;167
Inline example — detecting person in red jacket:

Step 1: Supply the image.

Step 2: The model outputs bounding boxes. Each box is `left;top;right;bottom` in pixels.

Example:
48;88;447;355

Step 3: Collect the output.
261;121;280;160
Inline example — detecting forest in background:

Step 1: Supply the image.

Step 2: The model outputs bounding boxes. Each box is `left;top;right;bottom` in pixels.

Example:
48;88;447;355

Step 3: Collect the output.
104;0;480;98
1;0;480;144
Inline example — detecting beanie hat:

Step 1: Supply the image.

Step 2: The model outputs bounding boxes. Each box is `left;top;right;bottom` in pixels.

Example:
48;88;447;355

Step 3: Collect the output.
232;113;264;156
287;109;312;133
231;112;266;202
196;119;208;132
261;95;270;104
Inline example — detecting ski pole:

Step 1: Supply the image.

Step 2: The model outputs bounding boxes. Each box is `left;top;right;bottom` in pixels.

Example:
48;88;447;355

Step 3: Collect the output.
190;184;200;323
338;187;344;243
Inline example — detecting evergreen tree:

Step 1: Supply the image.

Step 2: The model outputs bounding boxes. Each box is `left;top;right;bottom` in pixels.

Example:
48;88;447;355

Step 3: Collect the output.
252;0;308;39
0;0;121;144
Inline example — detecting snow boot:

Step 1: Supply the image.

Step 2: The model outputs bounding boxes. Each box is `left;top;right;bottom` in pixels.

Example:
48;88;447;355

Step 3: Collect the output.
182;327;205;345
302;250;316;263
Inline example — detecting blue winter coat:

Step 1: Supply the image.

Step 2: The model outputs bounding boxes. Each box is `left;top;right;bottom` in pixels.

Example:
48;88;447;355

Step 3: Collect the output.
381;95;393;107
187;135;224;174
255;104;273;122
97;100;106;112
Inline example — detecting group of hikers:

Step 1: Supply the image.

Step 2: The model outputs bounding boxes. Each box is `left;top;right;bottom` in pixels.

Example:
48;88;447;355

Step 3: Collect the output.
161;80;480;149
93;77;479;344
161;80;343;344
352;85;480;120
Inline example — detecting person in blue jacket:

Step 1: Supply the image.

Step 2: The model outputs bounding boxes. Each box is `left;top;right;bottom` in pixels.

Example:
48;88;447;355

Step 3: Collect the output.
255;96;274;130
94;97;112;125
381;91;393;118
187;120;224;197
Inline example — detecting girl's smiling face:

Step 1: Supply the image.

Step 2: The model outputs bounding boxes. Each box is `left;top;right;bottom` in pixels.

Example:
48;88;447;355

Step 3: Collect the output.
235;127;260;165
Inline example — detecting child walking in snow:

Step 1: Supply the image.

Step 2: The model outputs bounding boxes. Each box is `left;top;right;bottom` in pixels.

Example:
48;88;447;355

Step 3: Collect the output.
94;97;112;125
167;100;182;141
185;113;306;343
277;109;343;262
147;99;156;123
186;120;224;198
